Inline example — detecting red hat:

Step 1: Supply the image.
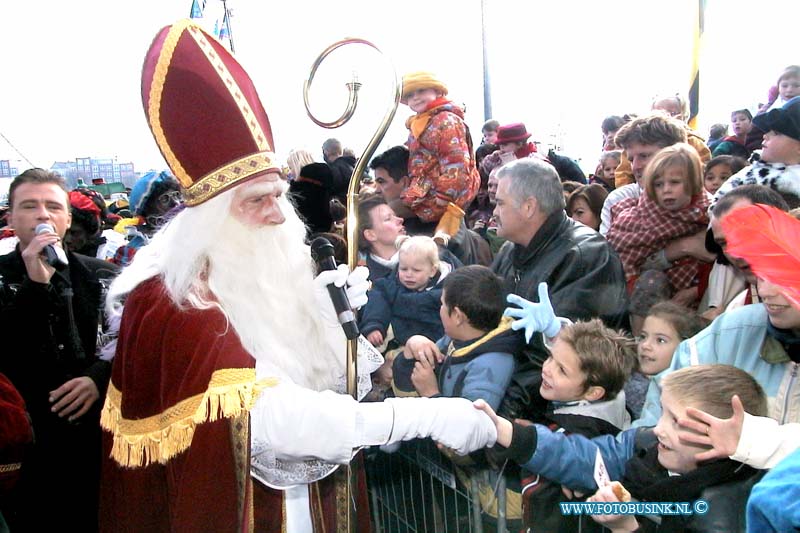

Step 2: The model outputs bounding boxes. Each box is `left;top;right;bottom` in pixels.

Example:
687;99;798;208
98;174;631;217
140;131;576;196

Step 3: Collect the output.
69;190;102;215
141;20;279;206
496;123;532;145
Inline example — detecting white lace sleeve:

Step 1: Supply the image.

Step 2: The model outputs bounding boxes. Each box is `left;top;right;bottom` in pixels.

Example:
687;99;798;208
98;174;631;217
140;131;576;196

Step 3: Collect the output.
251;335;386;489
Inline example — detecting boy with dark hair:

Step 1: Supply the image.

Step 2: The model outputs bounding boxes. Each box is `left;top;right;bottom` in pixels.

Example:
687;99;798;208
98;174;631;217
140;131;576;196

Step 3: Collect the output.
601;115;628;150
393;265;521;410
712;109;762;158
714;96;800;209
481;119;500;145
390;265;517;533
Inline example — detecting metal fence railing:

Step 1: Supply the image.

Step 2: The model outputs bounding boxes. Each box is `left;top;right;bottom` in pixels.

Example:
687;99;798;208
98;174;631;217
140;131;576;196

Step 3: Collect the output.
364;440;516;533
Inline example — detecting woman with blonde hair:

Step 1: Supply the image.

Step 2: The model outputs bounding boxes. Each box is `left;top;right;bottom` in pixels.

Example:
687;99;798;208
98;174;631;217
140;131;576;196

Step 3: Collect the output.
285;148;315;180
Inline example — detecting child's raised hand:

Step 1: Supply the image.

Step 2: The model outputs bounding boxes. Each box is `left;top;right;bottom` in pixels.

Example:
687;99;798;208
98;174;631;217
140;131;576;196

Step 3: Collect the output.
677;394;745;461
411;357;439;397
404;335;443;365
366;330;384;347
472;399;513;448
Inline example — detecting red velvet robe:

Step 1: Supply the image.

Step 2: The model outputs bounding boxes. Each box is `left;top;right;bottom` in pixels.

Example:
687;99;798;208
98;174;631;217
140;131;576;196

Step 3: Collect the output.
99;277;371;532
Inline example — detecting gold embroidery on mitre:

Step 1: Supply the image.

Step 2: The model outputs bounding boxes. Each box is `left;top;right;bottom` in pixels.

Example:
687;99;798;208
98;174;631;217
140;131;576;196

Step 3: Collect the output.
0;463;21;473
147;19;193;189
187;25;270;153
184;151;277;206
100;367;277;468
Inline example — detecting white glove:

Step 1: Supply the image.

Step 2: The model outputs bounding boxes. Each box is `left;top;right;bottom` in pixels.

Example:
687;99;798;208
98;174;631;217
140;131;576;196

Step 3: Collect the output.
343;265;370;309
313;265;370;326
383;396;497;455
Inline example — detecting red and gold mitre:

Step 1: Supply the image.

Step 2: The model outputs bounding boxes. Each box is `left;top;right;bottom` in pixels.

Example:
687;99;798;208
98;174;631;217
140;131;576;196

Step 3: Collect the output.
141;20;278;206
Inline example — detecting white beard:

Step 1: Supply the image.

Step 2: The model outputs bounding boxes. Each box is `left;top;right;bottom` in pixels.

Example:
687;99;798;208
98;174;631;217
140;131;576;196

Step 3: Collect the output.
205;209;343;391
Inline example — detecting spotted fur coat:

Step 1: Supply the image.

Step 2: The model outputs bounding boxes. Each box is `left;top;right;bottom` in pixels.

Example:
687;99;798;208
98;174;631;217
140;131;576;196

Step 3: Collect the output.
713;160;800;208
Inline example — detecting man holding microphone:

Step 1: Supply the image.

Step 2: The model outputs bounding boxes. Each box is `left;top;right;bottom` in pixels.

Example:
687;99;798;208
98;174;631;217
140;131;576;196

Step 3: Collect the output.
0;168;118;531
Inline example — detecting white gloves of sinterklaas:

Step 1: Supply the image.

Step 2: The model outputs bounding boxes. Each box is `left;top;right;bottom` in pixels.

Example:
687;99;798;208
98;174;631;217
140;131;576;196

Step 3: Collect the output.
379;396;497;455
313;264;370;327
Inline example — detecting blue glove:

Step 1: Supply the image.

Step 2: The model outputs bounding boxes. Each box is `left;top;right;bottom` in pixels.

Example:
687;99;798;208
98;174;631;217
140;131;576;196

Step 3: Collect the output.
503;282;561;343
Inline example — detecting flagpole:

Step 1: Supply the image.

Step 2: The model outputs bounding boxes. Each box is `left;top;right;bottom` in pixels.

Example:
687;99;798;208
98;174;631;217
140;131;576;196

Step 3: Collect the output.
481;0;492;121
687;0;704;130
221;0;235;53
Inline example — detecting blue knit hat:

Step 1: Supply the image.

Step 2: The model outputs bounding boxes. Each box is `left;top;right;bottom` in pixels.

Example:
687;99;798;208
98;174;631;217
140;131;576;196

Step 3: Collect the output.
129;171;177;216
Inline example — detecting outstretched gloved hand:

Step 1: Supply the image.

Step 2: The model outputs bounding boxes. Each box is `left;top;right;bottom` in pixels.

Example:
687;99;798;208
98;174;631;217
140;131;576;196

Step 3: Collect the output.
384;397;497;455
503;282;561;343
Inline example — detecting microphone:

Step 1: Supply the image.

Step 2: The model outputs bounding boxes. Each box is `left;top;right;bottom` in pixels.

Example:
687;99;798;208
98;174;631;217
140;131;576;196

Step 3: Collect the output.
310;236;360;340
35;223;69;270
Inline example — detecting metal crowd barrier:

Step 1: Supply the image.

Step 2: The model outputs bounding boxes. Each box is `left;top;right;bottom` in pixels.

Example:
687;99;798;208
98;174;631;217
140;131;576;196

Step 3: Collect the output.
364;439;514;533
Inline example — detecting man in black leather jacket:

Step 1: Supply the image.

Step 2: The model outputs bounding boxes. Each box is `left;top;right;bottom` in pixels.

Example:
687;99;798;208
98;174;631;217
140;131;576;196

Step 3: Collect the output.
490;158;628;420
0;169;119;532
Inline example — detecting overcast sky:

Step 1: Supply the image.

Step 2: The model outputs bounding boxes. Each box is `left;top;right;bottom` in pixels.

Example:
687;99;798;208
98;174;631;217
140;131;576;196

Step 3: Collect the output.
1;0;798;175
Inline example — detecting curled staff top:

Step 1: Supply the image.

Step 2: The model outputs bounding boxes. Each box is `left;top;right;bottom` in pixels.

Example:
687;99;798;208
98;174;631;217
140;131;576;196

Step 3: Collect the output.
302;37;401;268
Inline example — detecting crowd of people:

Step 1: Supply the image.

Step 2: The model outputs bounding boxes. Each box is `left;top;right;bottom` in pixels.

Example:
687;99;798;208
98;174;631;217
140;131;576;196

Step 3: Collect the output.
0;18;799;533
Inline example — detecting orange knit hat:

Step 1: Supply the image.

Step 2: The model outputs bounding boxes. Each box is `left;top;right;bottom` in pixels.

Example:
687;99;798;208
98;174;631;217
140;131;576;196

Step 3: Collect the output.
401;71;448;104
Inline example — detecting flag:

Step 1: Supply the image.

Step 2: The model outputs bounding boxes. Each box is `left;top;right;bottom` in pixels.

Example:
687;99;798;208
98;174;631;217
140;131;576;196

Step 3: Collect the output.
219;11;230;41
687;0;705;130
189;0;205;19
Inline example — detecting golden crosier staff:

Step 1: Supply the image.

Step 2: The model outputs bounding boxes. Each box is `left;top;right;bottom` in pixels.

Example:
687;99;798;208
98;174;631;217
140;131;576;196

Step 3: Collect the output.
303;38;401;532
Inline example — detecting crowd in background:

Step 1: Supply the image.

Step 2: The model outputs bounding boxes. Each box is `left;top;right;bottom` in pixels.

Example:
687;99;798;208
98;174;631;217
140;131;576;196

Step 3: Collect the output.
1;62;800;533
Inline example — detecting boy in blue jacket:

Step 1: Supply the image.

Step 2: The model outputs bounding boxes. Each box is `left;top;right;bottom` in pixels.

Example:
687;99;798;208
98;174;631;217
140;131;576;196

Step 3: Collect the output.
498;283;636;530
476;365;767;532
392;265;521;410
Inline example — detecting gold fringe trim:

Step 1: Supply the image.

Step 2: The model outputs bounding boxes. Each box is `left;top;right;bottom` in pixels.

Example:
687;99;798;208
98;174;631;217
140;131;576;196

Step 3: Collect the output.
0;463;21;473
100;368;277;468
